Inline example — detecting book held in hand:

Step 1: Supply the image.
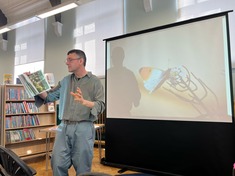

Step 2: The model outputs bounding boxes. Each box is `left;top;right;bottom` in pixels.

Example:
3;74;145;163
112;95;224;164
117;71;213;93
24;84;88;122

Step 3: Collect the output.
18;70;51;97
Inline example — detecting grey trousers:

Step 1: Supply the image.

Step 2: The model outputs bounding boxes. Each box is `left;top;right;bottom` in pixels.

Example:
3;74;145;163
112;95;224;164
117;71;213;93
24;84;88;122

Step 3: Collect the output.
51;121;95;176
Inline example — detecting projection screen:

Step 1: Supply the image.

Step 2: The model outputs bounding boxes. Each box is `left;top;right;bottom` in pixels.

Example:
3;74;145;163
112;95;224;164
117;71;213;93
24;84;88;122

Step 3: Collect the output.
106;12;233;123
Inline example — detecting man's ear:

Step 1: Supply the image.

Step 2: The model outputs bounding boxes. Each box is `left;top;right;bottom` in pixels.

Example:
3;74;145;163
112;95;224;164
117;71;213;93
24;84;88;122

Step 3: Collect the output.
79;57;85;66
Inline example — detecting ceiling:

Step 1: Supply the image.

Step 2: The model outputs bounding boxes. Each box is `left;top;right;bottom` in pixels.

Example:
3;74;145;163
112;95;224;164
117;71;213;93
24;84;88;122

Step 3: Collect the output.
0;0;53;25
0;0;92;27
0;0;93;40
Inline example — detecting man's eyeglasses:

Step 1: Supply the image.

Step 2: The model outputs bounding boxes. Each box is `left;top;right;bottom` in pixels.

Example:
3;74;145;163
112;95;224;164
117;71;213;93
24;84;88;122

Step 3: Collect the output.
65;58;81;63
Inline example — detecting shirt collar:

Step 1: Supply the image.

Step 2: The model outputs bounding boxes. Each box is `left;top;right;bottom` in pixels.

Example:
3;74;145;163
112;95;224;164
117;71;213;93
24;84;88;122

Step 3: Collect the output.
72;71;92;79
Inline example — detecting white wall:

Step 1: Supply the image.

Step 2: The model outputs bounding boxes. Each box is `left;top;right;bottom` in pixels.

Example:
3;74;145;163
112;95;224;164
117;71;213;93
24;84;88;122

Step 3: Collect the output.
44;9;75;84
125;0;178;33
0;31;15;84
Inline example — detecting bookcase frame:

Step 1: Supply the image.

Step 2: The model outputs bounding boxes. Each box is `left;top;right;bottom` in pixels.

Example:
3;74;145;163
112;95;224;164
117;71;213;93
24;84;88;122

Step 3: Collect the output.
1;84;56;158
0;86;3;145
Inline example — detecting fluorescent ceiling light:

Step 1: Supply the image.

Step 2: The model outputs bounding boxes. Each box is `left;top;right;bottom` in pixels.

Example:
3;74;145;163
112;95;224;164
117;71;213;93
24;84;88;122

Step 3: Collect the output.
0;27;11;34
8;17;41;29
37;2;78;19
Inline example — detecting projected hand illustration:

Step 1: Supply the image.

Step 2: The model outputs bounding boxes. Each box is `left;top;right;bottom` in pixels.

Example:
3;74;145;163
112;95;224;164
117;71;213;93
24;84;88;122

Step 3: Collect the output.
139;65;219;118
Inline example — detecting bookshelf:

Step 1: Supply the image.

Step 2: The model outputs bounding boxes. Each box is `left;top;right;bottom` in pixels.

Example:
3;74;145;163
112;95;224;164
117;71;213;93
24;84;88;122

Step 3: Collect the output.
0;86;3;145
0;84;57;158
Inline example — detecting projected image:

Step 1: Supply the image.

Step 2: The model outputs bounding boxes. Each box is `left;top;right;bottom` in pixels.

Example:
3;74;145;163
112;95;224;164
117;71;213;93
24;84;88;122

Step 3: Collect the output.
106;16;233;122
139;65;219;120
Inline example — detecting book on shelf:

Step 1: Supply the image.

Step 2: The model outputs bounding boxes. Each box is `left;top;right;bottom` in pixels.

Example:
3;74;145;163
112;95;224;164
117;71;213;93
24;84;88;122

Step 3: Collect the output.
44;73;55;86
16;78;22;84
47;102;55;112
23;129;35;141
3;73;13;84
18;70;51;98
6;129;36;143
7;87;31;100
5;115;40;129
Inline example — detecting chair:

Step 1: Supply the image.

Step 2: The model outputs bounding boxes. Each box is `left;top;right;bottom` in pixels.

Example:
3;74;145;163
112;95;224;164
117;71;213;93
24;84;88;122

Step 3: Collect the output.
0;146;36;176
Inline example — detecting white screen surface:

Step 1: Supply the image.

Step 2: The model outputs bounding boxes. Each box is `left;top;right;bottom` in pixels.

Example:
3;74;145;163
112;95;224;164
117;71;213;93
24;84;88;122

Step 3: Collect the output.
106;14;233;122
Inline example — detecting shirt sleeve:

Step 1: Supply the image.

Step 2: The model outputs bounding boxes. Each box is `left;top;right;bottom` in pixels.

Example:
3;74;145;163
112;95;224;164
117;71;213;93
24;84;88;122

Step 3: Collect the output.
90;78;105;117
34;82;61;108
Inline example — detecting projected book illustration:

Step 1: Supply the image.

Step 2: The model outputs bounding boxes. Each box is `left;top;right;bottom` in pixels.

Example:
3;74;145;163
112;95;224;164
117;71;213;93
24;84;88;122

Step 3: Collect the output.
139;65;219;119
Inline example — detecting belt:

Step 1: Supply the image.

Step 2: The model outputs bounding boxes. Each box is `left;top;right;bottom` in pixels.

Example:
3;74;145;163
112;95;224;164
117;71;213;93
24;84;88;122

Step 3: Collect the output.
62;120;91;124
62;120;79;124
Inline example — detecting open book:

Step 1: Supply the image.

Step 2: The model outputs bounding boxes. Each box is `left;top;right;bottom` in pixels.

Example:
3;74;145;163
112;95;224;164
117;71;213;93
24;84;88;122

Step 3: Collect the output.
18;70;51;97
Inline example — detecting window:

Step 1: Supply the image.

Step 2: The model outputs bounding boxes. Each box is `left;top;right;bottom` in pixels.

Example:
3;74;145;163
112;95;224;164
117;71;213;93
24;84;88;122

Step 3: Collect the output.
73;0;124;77
177;0;221;21
14;20;45;83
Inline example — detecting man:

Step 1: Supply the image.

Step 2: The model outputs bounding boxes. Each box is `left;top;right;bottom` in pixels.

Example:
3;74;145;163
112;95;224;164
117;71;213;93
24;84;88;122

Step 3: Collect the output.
35;49;105;175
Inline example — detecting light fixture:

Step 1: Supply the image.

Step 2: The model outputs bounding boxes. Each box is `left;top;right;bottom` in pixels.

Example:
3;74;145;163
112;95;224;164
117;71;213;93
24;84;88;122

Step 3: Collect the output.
8;17;41;30
37;2;78;19
0;27;11;34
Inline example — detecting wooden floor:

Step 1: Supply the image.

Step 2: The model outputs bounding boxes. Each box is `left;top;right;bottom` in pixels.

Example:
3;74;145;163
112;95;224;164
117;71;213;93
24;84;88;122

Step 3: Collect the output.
24;147;139;176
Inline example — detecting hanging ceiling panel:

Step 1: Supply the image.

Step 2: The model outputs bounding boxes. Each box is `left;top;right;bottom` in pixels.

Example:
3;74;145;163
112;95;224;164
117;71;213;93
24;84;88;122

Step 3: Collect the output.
0;0;51;23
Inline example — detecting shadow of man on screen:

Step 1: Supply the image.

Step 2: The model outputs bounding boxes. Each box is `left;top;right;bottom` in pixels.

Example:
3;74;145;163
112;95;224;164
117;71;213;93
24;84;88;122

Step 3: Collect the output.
107;47;141;117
